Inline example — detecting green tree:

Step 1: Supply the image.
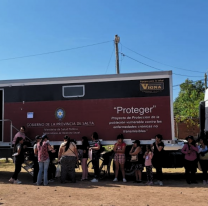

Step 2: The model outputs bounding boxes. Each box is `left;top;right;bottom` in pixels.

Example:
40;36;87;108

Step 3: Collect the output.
174;79;205;126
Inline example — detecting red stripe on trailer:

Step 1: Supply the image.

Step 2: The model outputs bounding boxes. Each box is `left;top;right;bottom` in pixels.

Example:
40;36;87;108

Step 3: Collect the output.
4;96;171;142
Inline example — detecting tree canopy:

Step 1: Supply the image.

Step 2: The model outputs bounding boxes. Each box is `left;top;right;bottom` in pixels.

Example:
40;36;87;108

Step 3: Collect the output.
174;79;205;125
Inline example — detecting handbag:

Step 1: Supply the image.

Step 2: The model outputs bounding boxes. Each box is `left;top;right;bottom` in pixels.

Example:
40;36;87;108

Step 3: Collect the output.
55;164;61;177
130;155;138;162
75;160;80;169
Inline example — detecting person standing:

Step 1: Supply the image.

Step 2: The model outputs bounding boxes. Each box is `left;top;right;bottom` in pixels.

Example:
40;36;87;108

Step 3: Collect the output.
80;136;89;181
113;134;127;183
36;134;55;186
129;140;143;183
58;136;78;183
198;137;208;184
89;132;101;183
181;135;198;184
9;137;25;184
144;145;153;185
151;134;164;186
33;135;41;183
12;126;26;145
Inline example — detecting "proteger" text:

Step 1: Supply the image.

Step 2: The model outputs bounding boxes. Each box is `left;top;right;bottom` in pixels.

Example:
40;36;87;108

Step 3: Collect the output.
114;105;156;115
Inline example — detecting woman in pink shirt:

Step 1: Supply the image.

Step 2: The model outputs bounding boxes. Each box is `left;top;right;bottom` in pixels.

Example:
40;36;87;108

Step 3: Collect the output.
113;134;127;182
181;135;198;184
36;134;55;186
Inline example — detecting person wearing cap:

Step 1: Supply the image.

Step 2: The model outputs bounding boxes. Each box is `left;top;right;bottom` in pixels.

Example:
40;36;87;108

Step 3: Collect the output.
113;134;127;182
36;134;56;186
151;134;164;186
181;135;198;184
129;140;143;183
33;135;41;183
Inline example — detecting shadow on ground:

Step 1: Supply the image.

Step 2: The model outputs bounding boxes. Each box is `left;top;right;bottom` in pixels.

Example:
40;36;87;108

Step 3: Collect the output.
0;169;207;189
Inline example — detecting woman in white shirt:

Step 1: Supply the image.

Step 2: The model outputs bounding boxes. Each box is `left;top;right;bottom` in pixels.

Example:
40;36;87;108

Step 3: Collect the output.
58;136;78;183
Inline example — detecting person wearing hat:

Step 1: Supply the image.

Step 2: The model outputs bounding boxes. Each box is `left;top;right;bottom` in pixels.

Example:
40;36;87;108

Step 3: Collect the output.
181;135;199;184
113;134;127;182
36;134;56;186
129;140;143;183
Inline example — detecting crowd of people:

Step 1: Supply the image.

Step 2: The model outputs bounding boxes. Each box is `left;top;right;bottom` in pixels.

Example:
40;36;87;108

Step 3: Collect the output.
181;135;208;185
8;126;208;186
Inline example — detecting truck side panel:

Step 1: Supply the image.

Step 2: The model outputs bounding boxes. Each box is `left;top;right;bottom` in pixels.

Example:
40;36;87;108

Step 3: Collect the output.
4;96;171;141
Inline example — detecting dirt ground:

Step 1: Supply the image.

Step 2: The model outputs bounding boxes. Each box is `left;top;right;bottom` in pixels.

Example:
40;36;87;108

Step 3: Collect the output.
0;161;208;206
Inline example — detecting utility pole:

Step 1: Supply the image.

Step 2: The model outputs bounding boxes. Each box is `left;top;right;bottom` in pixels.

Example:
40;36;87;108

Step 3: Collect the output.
115;35;120;74
205;73;207;89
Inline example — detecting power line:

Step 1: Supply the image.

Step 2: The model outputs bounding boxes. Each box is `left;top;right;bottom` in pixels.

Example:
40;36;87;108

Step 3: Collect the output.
173;79;204;87
121;43;205;74
120;52;163;71
0;40;113;62
120;51;204;88
120;52;204;78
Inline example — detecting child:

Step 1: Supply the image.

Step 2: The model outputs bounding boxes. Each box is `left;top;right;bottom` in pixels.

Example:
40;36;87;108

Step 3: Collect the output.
143;145;153;185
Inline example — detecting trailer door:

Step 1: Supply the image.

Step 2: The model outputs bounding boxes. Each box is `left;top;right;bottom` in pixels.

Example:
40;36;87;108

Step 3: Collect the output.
0;89;3;141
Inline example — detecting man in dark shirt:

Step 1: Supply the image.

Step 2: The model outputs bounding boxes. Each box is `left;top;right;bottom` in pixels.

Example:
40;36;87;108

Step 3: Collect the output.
89;132;101;182
151;134;164;186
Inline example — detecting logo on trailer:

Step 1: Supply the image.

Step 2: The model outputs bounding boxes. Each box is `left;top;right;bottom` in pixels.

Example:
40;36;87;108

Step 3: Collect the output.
140;79;164;93
55;108;65;120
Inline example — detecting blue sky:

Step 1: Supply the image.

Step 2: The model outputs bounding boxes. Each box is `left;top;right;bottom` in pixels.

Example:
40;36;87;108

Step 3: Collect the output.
0;0;208;100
